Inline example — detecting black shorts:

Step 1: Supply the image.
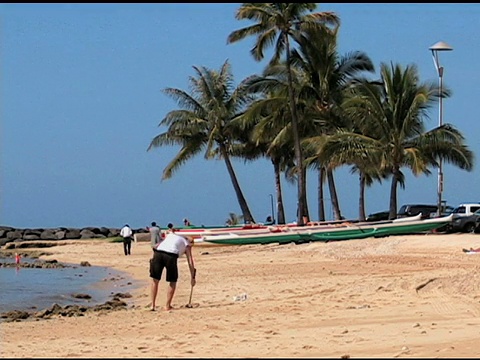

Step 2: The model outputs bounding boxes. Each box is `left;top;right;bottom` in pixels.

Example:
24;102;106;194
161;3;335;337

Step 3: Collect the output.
149;249;179;282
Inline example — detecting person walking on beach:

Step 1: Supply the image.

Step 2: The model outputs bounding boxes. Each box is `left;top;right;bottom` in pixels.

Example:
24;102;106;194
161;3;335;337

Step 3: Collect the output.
149;223;196;311
120;224;133;256
147;221;161;249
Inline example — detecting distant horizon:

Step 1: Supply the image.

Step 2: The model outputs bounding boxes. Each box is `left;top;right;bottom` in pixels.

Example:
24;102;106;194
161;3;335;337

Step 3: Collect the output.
3;3;479;229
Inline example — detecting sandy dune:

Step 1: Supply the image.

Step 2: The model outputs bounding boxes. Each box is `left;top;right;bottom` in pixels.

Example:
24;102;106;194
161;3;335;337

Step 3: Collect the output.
2;232;480;358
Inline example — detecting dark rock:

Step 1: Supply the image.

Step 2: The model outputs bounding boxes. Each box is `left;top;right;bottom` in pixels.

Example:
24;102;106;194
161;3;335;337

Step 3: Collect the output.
0;238;13;247
40;230;56;240
79;229;96;239
111;292;132;299
0;260;68;268
6;230;23;240
24;229;42;236
11;242;58;249
0;225;125;244
109;228;120;237
55;230;66;240
72;293;92;299
65;229;81;239
84;227;101;234
0;310;30;321
1;298;129;322
99;227;110;236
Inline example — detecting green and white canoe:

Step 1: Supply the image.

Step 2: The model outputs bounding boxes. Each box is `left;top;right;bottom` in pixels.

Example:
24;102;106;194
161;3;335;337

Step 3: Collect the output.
200;214;453;246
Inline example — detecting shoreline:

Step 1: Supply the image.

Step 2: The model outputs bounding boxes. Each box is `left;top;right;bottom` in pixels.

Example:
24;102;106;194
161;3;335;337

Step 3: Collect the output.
0;246;141;318
2;233;480;358
36;240;152;307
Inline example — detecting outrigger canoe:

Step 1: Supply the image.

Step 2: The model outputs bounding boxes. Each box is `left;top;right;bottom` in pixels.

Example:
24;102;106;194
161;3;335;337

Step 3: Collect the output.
198;214;453;246
176;218;385;240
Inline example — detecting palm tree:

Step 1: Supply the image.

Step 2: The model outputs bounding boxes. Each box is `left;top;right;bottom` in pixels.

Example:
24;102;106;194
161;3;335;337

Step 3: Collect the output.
225;212;244;226
227;3;339;225
147;60;256;223
329;62;474;219
307;129;387;221
232;83;296;225
292;26;375;220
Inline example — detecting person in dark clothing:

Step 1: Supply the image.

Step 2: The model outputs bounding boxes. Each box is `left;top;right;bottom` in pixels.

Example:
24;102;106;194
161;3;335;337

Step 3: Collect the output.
120;224;133;255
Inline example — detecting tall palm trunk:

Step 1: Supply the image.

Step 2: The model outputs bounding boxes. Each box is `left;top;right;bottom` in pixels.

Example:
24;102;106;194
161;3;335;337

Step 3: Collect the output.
358;173;366;221
285;37;308;225
301;165;309;222
388;167;400;220
327;168;342;220
220;145;255;223
317;166;326;221
272;160;286;224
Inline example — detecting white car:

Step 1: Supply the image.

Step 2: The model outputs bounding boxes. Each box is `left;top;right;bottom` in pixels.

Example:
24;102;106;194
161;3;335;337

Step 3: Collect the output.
451;203;480;217
448;203;480;233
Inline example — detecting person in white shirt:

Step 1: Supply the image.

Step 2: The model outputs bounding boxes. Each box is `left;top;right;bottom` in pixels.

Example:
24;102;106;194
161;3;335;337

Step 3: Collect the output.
120;224;133;256
149;223;196;311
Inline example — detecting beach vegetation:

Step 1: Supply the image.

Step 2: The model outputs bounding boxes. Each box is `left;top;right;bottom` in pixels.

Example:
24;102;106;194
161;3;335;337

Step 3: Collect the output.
227;3;339;225
148;60;256;224
148;3;474;223
290;25;375;221
231;70;296;225
314;62;474;219
225;212;244;226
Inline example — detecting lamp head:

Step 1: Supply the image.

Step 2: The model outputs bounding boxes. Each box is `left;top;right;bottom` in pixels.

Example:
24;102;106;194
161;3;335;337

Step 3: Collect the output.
429;41;453;52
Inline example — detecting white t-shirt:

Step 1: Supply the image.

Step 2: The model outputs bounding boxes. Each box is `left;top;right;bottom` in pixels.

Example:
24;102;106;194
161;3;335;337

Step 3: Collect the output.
155;233;189;255
120;226;133;238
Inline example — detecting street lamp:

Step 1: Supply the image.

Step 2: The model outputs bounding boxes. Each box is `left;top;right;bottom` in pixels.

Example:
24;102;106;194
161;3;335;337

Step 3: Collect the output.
269;194;275;224
429;40;453;216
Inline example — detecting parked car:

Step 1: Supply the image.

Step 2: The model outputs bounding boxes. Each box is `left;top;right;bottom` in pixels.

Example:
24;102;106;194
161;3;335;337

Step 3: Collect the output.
442;206;455;216
397;204;438;219
449;209;480;233
366;211;390;222
476;216;480;233
451;203;480;217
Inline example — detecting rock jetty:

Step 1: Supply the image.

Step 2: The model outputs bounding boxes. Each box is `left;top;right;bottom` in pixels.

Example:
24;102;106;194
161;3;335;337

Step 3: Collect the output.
0;225;149;247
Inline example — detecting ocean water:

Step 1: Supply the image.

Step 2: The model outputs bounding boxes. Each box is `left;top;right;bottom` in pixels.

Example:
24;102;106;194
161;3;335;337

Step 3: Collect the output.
0;257;138;313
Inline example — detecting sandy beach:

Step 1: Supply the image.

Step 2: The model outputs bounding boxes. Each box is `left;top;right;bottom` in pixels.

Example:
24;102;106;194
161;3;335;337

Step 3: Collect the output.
2;232;480;358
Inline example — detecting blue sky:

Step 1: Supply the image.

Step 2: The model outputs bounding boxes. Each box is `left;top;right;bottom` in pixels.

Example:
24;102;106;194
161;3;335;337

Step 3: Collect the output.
2;3;479;229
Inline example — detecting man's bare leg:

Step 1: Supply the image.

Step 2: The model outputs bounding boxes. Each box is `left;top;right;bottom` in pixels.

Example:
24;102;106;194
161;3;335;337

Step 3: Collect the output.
165;282;177;310
150;279;159;311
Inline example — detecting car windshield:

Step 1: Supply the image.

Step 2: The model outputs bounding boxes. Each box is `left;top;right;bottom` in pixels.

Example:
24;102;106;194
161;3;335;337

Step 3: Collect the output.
444;206;454;213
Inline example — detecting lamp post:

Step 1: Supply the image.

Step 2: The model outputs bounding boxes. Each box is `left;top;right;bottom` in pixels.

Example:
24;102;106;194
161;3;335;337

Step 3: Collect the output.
269;194;275;224
429;41;453;217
